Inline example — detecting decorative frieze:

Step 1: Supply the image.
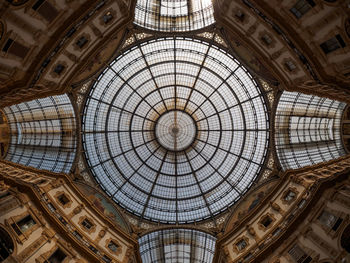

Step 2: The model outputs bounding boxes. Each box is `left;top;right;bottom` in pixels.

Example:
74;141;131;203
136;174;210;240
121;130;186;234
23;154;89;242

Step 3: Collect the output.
15;235;47;262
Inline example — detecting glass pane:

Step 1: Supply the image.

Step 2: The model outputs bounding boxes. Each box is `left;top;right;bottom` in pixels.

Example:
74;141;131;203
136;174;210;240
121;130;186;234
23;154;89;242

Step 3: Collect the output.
139;229;216;263
2;94;77;174
134;0;215;32
275;91;345;170
82;37;269;223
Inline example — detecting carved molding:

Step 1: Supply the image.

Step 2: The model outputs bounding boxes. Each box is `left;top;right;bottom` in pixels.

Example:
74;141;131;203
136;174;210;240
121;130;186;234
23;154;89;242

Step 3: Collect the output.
258;213;276;231
5;210;40;244
232;236;250;254
54;191;73;209
281;187;299;205
105;237;122;256
78;215;97;235
15;235;47;262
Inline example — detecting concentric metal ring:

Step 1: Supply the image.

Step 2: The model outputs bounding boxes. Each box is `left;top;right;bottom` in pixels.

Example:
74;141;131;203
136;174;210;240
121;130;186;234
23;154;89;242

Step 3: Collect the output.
82;36;269;223
155;110;197;152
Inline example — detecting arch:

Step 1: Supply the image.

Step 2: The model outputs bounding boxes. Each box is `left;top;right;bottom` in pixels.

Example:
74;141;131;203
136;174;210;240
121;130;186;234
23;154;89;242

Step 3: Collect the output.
0;226;14;262
275;91;346;170
2;94;77;174
138;228;216;263
134;0;215;32
341;224;350;253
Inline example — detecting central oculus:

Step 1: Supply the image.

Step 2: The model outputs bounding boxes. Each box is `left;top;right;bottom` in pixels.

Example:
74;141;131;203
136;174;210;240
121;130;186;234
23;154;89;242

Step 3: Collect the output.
155;111;197;151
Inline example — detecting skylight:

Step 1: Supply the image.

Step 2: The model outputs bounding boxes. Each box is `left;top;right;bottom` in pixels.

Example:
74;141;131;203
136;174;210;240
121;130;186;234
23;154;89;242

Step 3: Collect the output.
3;95;76;173
275;91;346;170
82;36;269;224
134;0;215;32
139;229;216;263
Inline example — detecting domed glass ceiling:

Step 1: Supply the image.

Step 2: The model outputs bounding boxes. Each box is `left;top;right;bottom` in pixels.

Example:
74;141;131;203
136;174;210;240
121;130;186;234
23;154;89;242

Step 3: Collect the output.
82;36;269;224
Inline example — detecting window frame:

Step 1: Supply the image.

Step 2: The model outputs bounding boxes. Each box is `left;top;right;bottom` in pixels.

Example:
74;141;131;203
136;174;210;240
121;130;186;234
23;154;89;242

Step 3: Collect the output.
105;238;122;256
289;0;315;19
6;210;41;243
78;216;96;234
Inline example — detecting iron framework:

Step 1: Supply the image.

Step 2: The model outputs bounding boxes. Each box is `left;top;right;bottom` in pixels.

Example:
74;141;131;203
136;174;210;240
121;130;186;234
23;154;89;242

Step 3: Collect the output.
138;228;216;263
3;95;77;173
82;36;270;224
275;91;346;170
134;0;215;32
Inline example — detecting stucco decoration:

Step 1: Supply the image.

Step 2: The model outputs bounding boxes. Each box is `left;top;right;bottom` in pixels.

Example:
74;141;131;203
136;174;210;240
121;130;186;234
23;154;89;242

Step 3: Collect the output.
224;178;279;233
72;30;126;85
76;182;129;232
226;34;280;86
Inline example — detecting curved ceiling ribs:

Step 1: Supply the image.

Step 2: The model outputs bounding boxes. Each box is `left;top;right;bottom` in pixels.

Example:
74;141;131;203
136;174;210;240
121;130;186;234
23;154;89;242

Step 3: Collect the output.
0;0;349;263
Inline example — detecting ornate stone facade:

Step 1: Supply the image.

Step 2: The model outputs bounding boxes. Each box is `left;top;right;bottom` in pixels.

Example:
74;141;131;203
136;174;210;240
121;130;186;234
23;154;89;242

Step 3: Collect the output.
0;0;350;263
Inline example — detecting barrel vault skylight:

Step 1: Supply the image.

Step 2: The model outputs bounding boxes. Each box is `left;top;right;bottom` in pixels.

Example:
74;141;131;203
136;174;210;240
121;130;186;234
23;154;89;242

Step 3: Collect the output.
139;229;216;262
134;0;215;32
275;91;346;170
82;36;270;224
3;95;77;174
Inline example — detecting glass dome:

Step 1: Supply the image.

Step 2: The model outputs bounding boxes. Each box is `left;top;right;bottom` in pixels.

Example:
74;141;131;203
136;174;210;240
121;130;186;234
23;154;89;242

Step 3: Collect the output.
82;36;269;223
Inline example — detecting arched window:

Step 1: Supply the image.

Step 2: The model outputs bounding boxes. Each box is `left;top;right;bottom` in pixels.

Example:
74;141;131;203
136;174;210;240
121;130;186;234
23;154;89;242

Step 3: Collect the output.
341;224;350;253
0;226;14;262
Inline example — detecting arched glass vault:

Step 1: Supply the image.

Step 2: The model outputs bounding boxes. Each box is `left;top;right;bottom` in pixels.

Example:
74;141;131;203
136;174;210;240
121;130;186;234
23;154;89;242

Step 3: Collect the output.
138;229;216;263
275;91;346;170
134;0;215;32
2;95;77;173
82;36;270;224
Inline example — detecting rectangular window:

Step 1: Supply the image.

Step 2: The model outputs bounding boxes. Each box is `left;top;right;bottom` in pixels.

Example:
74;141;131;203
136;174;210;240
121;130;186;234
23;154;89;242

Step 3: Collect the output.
318;210;343;231
285;61;297;71
2;38;13;52
332;217;343;231
235;10;246;22
320;34;346;54
88;245;98;254
2;39;30;59
11;215;36;236
53;64;65;75
57;194;69;206
261;34;273;45
76;36;88;49
261;216;273;228
160;1;188;17
284;190;296;202
82;218;93;230
72;231;82;240
290;0;315;19
236;239;247;251
102;12;113;24
32;0;45;10
108;241;119;252
288;244;312;263
46;248;67;263
102;255;112;263
32;0;58;23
